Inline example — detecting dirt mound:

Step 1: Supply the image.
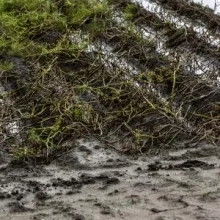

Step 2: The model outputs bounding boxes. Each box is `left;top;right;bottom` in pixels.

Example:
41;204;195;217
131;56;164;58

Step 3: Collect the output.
0;0;220;161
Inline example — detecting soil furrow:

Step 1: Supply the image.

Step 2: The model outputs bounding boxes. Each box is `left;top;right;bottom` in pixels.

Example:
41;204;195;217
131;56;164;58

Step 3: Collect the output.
150;0;220;32
109;0;220;63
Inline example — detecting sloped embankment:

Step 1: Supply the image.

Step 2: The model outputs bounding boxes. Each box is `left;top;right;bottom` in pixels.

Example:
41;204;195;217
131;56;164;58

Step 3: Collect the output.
0;0;220;161
0;0;220;218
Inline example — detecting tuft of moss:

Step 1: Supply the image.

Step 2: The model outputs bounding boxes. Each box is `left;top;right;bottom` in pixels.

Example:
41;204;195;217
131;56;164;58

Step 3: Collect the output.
124;3;139;20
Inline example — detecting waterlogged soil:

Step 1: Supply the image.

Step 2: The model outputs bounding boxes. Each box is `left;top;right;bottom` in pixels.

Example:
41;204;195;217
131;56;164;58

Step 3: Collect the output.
0;139;220;220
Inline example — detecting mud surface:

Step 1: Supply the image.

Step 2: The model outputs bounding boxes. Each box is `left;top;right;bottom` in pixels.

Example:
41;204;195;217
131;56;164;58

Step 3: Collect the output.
1;139;220;220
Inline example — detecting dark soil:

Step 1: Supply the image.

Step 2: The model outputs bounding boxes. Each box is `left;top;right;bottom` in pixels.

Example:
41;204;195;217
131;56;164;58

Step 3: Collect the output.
152;0;220;31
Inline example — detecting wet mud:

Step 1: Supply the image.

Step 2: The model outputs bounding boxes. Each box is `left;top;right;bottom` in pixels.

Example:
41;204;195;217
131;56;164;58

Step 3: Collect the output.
1;139;220;220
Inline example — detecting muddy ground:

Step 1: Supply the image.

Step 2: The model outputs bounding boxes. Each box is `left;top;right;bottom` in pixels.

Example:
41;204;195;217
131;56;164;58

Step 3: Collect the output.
0;139;220;220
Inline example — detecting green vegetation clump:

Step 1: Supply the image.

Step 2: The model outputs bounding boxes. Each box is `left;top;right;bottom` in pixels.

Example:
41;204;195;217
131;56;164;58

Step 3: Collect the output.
124;4;139;20
0;0;111;161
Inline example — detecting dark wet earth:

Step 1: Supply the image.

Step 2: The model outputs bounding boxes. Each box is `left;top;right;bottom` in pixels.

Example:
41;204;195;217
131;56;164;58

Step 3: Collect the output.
1;139;220;220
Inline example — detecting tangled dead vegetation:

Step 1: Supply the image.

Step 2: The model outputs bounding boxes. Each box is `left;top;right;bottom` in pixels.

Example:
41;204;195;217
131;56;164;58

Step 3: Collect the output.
0;0;220;163
151;0;220;31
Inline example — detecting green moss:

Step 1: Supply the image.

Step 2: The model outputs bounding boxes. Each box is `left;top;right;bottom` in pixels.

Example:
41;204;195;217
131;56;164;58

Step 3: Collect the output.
0;0;110;58
124;3;139;20
0;0;51;13
0;60;14;71
62;0;109;26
